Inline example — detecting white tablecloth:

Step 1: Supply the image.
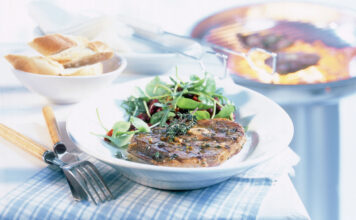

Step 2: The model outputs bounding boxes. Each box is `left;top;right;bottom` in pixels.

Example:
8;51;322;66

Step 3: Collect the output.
0;52;310;219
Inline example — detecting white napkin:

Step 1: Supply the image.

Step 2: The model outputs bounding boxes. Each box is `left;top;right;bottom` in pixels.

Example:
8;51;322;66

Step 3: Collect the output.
28;0;133;52
28;0;88;34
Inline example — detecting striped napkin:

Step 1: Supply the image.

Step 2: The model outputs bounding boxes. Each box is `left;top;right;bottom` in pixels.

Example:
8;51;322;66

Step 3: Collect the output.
0;148;298;220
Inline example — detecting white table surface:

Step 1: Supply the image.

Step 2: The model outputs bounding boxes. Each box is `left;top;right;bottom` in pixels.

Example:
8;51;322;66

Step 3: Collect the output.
3;0;356;218
0;51;310;219
0;1;316;218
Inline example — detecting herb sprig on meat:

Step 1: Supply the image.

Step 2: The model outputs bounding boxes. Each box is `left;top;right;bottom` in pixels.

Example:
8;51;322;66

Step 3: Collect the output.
166;112;197;141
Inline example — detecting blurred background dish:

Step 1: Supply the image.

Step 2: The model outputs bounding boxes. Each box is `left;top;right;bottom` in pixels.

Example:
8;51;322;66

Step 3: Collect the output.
120;52;177;75
191;2;356;97
29;0;179;75
112;36;179;75
9;55;127;104
191;2;356;220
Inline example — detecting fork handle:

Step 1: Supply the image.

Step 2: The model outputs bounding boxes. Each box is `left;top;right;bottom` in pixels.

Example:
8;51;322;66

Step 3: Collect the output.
0;123;48;161
42;105;61;145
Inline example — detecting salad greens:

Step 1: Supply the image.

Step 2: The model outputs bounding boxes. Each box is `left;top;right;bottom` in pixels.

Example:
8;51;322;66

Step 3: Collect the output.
98;115;151;148
121;72;235;127
215;104;235;120
100;72;236;149
193;110;211;120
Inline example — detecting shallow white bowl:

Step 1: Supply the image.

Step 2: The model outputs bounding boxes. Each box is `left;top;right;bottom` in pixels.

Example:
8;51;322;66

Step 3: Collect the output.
120;53;178;75
10;55;127;104
66;76;294;190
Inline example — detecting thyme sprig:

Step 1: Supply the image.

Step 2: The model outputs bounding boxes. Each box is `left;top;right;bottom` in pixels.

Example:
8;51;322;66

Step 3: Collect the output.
166;112;197;141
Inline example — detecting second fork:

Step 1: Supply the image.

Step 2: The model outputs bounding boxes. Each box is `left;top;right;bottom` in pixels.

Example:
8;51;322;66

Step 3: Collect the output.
42;105;113;204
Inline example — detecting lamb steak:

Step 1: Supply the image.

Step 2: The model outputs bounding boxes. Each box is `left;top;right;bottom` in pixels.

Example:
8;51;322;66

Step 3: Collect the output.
127;118;246;167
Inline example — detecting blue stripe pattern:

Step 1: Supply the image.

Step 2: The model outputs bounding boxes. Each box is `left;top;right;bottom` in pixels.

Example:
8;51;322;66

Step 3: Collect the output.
0;148;298;220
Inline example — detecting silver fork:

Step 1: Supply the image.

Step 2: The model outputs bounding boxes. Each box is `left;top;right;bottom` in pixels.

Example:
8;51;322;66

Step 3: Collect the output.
0;122;113;205
42;105;113;204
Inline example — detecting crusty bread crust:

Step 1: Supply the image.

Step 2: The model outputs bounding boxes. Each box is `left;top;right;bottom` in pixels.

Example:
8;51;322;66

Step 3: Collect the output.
39;36;114;68
5;54;63;75
6;34;114;76
49;47;94;64
87;41;113;52
28;34;77;56
63;51;114;68
63;63;103;76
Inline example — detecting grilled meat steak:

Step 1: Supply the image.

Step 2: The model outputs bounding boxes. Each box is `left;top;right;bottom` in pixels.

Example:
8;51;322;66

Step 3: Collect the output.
237;33;293;52
265;52;320;74
127;118;246;167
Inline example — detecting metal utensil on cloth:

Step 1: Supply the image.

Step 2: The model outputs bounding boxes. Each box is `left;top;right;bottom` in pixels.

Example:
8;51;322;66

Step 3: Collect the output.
0;122;112;205
42;106;79;163
120;16;277;79
0;123;87;201
42;105;113;204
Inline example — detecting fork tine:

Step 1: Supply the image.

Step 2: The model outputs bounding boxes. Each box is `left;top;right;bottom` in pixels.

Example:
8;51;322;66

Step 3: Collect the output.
80;165;107;203
84;162;113;200
63;169;93;201
75;166;101;204
85;165;113;200
63;160;113;204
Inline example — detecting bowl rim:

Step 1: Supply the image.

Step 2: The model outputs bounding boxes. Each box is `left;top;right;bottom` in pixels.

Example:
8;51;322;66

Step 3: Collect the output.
118;52;177;58
10;54;127;79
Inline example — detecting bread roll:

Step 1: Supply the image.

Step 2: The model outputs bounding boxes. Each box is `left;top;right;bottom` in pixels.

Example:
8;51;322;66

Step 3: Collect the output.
87;41;113;52
28;34;78;56
5;54;63;75
62;63;103;76
8;34;113;75
62;51;113;68
49;47;94;64
42;36;114;68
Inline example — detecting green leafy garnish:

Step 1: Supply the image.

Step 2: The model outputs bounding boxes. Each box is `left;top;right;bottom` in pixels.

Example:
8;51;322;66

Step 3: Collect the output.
198;94;215;106
192;110;210;120
215;104;235;120
130;116;150;132
154;152;161;160
176;97;211;110
112;121;130;135
97;115;151;149
121;96;148;117
121;72;235;126
101;72;237;149
105;133;134;148
145;77;171;97
204;77;216;94
166;112;197;141
150;111;175;124
96;108;108;132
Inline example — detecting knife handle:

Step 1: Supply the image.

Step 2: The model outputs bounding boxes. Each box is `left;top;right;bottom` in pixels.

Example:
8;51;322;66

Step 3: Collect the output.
42;105;61;145
0;123;47;161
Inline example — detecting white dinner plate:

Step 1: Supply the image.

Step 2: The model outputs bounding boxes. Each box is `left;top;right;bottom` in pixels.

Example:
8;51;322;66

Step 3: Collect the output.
66;76;294;190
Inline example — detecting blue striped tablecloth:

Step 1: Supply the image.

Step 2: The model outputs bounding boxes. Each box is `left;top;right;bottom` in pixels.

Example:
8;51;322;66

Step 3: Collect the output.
0;148;298;220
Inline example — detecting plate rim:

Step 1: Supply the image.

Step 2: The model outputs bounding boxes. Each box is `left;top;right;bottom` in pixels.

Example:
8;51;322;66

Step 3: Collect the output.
66;76;294;173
